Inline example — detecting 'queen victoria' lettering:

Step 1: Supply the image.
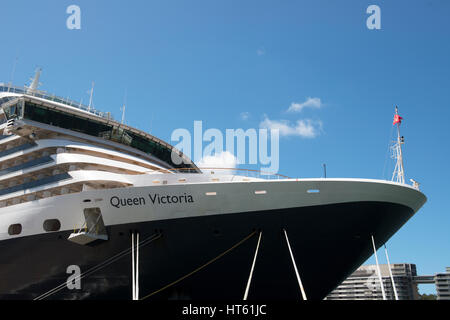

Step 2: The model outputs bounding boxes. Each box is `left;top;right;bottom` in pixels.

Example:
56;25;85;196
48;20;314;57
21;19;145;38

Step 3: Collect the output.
148;193;194;205
110;193;194;209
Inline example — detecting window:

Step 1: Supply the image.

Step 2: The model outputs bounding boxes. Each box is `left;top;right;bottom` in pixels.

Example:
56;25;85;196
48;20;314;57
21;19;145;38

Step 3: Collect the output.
0;96;15;106
0;172;71;197
43;219;61;232
0;155;52;177
2;99;23;120
22;102;194;170
8;224;22;235
0;142;36;159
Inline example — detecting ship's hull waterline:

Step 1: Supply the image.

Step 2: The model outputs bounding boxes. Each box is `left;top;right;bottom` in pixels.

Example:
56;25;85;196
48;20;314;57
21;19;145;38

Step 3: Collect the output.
0;179;426;300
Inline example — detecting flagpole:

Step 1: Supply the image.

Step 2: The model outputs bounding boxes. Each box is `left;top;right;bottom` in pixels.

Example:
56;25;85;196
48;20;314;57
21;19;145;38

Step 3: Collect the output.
396;107;405;184
392;106;405;184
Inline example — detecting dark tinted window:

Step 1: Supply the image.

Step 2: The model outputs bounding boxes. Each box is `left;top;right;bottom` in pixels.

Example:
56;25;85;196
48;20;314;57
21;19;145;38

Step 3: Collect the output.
43;219;61;232
8;224;22;235
23;102;192;170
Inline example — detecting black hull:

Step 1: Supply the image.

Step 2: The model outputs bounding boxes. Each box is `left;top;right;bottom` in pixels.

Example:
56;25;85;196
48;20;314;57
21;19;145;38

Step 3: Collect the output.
0;201;415;300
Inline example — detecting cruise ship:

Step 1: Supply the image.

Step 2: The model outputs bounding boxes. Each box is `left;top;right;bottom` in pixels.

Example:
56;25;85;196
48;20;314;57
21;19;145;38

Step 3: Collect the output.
0;70;426;300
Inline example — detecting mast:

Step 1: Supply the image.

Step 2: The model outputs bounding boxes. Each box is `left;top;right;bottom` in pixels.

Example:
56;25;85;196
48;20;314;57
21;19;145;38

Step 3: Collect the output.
121;102;126;125
26;68;42;94
121;89;127;125
391;106;405;184
88;81;95;112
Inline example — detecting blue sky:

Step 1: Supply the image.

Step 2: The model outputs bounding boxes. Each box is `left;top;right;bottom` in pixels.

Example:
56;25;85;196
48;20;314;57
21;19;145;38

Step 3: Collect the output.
1;0;449;294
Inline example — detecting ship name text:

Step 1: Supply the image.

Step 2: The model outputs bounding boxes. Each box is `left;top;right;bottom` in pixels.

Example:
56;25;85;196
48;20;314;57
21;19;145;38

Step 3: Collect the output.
110;193;194;209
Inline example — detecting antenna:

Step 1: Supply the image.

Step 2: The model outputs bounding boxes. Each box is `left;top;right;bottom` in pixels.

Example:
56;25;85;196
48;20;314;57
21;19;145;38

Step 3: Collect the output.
121;89;127;125
391;106;405;184
88;81;95;112
9;56;19;91
323;163;327;178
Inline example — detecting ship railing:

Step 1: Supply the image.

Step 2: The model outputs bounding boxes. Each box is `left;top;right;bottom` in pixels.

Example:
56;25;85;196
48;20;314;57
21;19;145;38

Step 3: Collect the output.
144;167;292;180
0;83;112;120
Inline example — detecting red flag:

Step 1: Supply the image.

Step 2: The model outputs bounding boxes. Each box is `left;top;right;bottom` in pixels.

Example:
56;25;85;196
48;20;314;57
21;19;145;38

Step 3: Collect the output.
393;114;403;125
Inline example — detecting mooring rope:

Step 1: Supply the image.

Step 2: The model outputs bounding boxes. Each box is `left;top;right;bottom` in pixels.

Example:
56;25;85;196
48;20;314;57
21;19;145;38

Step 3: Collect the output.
132;232;135;300
243;231;262;300
34;232;162;300
283;228;307;300
140;230;258;300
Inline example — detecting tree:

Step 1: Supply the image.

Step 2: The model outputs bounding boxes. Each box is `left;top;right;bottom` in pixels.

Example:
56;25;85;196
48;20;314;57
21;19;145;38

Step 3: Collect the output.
419;293;437;300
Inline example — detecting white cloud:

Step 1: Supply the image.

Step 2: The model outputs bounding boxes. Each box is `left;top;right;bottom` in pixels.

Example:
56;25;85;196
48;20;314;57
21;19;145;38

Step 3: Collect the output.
240;112;250;120
260;115;322;138
197;151;238;170
287;97;322;113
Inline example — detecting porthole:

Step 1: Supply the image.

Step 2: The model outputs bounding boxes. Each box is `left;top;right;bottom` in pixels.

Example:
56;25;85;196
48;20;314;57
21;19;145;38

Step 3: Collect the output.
43;219;61;232
8;224;22;235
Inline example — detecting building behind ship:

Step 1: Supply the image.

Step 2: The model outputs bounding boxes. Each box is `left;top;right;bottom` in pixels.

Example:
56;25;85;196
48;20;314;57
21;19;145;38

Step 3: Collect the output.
435;267;450;300
326;264;450;300
326;263;419;300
